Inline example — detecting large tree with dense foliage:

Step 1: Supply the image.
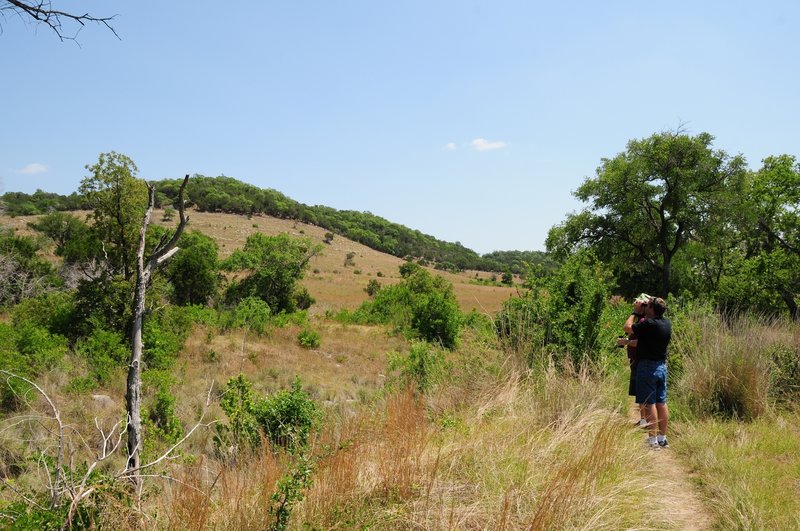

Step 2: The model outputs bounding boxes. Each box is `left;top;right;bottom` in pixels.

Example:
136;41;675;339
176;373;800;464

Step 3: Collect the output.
547;130;747;296
166;230;220;306
80;152;149;281
716;155;800;319
222;233;321;313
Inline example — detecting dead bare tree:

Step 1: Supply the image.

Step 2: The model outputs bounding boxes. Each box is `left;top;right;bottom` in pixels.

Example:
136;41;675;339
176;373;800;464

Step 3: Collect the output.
125;174;189;493
1;0;119;41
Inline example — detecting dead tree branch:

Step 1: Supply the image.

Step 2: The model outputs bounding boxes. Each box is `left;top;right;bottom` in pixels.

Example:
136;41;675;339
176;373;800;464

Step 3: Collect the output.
125;174;189;493
1;0;119;41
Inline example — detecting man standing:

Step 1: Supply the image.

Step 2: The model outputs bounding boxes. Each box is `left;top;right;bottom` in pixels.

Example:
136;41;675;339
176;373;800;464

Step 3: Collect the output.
621;297;671;449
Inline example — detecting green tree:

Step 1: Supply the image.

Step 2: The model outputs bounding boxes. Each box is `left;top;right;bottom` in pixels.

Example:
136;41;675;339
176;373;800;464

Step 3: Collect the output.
222;233;321;313
719;155;800;319
166;230;220;306
80;152;149;280
547;130;747;296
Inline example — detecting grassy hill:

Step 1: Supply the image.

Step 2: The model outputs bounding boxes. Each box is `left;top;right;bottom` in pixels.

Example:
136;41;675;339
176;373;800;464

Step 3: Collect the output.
1;177;559;275
2;209;518;314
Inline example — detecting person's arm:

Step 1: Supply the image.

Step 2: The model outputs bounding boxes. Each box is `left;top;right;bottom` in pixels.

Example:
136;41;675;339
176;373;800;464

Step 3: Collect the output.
623;300;646;334
616;337;638;347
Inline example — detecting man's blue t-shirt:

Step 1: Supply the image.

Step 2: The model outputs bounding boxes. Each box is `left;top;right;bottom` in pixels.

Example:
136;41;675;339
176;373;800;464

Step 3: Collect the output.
632;317;672;362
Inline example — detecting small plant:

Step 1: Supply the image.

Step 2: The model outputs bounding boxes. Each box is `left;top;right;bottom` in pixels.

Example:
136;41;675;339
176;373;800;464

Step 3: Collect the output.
255;377;320;450
323;232;334;244
353;269;362;275
376;271;384;277
344;251;356;267
252;223;259;228
364;279;381;297
297;329;321;349
162;207;175;221
389;341;449;392
313;268;320;274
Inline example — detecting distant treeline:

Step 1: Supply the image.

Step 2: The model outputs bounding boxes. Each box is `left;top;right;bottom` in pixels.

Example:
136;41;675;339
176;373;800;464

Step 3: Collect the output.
1;176;556;274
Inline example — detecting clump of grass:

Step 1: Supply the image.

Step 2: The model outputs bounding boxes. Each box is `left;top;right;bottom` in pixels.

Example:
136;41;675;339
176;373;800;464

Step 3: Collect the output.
676;313;793;419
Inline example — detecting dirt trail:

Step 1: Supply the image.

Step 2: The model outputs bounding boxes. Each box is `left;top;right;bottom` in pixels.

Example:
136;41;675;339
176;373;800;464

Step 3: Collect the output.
630;406;715;530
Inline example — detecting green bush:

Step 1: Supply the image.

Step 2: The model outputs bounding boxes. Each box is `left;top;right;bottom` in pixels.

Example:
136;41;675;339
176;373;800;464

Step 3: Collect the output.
215;375;320;455
356;265;462;349
495;251;612;367
11;291;78;337
364;279;381;297
166;230;220;306
75;326;129;384
229;296;272;334
388;341;449;392
142;305;194;370
222;233;321;313
254;377;320;451
297;329;321;349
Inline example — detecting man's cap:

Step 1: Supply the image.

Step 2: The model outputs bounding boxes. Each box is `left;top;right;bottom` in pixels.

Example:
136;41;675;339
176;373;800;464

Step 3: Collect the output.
634;293;652;304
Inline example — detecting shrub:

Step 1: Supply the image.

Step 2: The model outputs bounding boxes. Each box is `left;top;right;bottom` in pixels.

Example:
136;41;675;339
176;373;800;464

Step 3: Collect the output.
11;291;77;338
297;329;321;349
364;279;381;297
143;305;194;370
358;265;462;348
389;340;449;392
495;251;611;367
216;374;261;455
222;233;321;313
75;326;129;384
769;343;800;403
216;375;321;455
231;296;272;334
166;230;220;306
254;377;320;451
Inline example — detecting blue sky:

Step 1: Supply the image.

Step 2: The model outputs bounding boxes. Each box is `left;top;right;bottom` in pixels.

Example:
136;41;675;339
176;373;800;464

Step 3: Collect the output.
1;1;798;253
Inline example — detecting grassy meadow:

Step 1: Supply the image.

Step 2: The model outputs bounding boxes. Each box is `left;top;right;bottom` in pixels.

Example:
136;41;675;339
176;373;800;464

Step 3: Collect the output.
1;209;799;530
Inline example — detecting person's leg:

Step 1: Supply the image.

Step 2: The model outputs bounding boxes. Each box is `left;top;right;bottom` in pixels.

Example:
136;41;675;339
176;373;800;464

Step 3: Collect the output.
644;403;658;437
655;363;668;443
655;403;669;436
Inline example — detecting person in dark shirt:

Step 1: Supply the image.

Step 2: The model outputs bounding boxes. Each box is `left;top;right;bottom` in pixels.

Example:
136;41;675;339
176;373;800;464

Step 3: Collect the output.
620;296;672;449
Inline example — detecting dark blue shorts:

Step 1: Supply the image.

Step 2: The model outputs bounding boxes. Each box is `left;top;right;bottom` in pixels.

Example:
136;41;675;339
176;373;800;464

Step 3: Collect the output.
636;359;667;404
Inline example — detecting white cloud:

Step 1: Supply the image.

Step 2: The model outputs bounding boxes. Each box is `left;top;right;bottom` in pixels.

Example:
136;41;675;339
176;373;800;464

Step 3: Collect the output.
444;142;457;150
16;163;48;175
470;138;507;151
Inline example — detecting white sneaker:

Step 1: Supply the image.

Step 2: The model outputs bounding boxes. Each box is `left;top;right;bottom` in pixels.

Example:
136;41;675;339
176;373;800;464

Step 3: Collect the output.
647;439;661;451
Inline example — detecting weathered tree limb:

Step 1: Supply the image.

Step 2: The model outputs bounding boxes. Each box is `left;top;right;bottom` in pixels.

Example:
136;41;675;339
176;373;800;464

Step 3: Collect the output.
125;175;189;493
1;0;119;41
0;370;64;509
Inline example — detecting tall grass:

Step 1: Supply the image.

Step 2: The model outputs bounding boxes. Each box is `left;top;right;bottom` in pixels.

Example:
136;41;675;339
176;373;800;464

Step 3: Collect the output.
674;311;798;419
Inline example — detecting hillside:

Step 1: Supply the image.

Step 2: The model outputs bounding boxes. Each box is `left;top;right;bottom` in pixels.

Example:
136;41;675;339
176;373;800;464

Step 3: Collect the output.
1;209;518;314
1;178;558;275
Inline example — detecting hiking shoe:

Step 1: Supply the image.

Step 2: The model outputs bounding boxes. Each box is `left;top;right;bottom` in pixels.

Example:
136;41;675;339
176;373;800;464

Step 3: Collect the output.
647;440;661;451
658;438;669;448
635;418;649;428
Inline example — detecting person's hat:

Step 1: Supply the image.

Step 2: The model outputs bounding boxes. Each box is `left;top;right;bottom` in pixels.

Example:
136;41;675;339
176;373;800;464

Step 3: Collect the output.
634;293;652;304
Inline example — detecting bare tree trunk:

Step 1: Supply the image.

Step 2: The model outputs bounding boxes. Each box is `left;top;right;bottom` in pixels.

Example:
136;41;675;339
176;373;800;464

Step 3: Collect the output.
125;175;189;493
